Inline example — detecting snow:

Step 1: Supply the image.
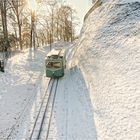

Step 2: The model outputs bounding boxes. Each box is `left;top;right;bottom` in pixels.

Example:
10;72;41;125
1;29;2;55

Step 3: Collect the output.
47;49;61;57
0;0;140;139
73;1;140;140
0;48;49;139
101;0;140;4
0;41;96;140
47;67;97;140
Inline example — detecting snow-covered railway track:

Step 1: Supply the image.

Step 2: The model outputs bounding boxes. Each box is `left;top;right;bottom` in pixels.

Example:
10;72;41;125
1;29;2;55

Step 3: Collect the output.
6;74;44;140
29;78;59;140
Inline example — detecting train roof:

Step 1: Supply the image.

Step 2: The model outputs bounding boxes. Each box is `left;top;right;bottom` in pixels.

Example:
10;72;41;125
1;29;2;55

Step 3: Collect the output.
47;49;60;56
46;48;65;59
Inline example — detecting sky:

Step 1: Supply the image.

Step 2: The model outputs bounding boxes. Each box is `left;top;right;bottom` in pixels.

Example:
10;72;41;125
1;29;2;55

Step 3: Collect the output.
33;0;91;35
65;0;91;34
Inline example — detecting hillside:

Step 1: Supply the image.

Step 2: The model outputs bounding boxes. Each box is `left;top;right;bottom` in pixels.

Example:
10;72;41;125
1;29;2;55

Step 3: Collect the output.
73;0;140;139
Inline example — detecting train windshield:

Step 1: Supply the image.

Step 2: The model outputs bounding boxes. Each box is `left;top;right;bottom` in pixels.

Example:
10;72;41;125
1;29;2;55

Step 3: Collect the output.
47;61;61;68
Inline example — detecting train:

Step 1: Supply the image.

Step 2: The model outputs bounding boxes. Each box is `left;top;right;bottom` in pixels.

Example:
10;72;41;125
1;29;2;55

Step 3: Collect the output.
45;48;66;78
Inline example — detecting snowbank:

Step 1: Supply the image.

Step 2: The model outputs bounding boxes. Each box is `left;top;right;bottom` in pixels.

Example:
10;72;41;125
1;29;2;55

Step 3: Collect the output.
74;1;140;140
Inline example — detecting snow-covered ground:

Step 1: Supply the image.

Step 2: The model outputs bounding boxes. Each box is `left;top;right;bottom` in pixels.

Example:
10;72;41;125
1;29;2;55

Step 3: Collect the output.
73;0;140;140
0;41;96;140
0;48;50;139
46;67;96;140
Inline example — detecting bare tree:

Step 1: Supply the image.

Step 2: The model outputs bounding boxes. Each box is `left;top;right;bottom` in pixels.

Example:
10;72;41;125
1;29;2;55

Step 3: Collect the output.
22;16;31;48
55;5;77;42
9;0;26;50
47;0;57;47
0;0;78;54
0;0;11;58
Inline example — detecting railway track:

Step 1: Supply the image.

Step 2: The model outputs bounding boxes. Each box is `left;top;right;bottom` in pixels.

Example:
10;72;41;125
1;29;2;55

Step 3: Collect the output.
28;78;59;140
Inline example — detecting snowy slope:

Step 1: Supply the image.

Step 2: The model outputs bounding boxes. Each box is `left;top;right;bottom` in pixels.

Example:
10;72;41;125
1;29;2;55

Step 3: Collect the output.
73;1;140;140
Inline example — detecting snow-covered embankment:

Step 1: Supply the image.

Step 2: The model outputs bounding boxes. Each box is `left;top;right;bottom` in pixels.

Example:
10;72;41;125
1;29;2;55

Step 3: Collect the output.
73;1;140;139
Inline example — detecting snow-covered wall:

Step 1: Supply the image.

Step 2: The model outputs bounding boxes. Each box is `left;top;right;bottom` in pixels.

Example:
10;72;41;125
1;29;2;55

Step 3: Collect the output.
74;1;140;140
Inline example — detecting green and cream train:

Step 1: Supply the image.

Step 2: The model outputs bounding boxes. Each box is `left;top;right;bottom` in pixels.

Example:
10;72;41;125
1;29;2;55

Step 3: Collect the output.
45;49;66;78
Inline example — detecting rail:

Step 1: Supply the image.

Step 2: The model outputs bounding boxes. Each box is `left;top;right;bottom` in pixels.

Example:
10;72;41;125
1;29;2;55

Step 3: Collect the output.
29;78;58;139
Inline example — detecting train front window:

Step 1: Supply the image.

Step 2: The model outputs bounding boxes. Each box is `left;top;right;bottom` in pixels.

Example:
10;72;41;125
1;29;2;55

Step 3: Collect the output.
47;62;61;68
53;62;61;68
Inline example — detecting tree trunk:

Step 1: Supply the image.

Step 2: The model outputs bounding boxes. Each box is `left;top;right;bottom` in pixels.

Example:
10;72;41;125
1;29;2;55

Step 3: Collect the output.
0;0;11;58
17;16;22;50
